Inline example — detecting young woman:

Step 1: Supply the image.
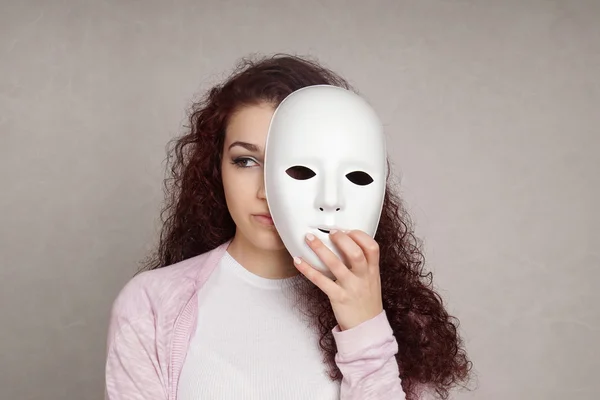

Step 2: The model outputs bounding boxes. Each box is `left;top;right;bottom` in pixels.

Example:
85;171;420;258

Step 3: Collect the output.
105;55;471;400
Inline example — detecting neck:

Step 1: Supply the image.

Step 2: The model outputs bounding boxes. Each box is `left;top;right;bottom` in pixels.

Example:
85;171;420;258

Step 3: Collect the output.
226;234;299;279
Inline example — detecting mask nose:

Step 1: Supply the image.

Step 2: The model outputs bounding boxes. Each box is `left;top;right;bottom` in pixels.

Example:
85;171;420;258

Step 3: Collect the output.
315;174;345;213
319;205;342;212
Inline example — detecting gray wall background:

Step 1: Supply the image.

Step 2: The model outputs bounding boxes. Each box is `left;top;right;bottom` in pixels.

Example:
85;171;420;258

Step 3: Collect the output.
1;0;598;399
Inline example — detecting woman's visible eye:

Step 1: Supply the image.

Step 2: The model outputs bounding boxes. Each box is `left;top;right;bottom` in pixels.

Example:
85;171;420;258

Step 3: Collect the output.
231;157;259;168
286;165;316;180
346;171;373;186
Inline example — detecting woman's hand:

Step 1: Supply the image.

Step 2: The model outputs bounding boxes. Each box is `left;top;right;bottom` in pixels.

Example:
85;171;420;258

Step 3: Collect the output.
293;230;383;331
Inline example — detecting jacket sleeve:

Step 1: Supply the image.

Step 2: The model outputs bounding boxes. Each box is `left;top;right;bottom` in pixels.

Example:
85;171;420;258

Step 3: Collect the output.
105;279;168;400
332;310;406;400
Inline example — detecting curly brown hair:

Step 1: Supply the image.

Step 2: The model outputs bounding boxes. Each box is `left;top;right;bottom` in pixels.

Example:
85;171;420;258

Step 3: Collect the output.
140;54;471;399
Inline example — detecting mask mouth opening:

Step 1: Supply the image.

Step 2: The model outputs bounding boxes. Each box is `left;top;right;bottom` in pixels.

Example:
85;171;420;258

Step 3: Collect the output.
317;228;330;234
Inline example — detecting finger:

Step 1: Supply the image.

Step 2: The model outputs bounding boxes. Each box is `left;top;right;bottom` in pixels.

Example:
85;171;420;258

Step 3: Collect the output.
329;230;369;276
346;230;381;272
293;256;343;298
305;233;353;283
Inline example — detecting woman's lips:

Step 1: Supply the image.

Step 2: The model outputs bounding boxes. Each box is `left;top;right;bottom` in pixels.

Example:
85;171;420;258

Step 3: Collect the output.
253;215;274;225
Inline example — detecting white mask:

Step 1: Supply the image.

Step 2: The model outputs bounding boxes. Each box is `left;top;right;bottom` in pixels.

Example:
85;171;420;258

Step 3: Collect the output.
264;85;387;279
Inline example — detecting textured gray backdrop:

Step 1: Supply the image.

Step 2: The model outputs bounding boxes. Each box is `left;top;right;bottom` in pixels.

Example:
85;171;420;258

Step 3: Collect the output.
1;0;599;399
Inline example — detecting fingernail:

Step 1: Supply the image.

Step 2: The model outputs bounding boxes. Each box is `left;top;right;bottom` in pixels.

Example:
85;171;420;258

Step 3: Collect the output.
330;229;338;235
306;233;315;241
293;256;302;265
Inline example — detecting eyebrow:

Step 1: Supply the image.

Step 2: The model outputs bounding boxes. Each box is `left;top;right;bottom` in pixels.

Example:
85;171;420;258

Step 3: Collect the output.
228;141;261;153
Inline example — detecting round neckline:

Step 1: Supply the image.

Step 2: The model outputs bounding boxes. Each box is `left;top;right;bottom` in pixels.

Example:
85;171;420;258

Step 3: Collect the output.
222;251;303;290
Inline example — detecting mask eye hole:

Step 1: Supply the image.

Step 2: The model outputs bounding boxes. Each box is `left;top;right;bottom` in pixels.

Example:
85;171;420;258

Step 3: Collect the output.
346;171;373;186
286;166;316;180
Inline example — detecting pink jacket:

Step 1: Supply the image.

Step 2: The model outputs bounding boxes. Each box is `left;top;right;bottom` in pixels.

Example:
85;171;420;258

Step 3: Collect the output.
105;240;405;399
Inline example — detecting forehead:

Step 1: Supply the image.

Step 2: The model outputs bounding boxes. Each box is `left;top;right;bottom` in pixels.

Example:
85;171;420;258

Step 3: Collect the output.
267;86;385;160
225;104;275;150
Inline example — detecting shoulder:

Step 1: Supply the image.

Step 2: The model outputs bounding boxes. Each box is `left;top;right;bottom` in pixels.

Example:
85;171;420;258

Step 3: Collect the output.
110;260;194;321
109;241;230;330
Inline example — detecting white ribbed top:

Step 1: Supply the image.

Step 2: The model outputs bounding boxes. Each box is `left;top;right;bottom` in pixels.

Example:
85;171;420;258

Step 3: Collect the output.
177;251;341;399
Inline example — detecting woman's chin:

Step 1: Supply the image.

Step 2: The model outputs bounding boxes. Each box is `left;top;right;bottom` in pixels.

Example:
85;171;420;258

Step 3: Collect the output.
252;231;287;251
